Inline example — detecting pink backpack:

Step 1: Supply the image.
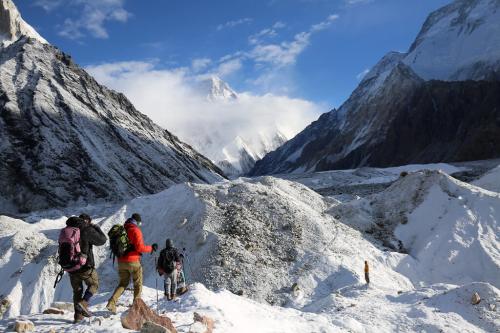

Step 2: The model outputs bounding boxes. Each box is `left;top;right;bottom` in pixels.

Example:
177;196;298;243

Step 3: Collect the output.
58;226;87;272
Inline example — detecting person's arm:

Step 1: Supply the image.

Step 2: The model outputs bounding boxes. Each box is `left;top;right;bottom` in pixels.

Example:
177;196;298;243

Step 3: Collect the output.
87;224;107;246
129;227;152;253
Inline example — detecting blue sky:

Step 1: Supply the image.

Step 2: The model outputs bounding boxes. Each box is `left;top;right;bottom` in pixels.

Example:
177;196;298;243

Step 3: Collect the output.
18;0;452;109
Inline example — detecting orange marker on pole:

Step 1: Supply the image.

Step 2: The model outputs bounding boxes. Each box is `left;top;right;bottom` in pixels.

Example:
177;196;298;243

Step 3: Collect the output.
364;261;370;284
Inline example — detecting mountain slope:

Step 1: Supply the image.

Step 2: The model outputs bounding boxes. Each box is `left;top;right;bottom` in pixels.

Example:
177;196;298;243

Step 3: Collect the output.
0;1;224;214
251;0;500;175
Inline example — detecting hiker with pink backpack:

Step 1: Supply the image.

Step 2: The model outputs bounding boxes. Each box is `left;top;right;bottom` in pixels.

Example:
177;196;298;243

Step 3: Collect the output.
57;214;107;323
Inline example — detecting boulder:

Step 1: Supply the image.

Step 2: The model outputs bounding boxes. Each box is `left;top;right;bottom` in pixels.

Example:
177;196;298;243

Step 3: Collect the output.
471;292;481;305
0;297;11;319
50;302;74;312
121;298;176;333
189;312;214;333
141;321;170;333
14;320;35;332
43;308;65;315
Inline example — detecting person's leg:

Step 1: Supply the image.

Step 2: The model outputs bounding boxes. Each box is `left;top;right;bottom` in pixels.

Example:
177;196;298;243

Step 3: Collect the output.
107;263;131;312
165;274;172;299
69;273;83;314
131;263;143;300
170;268;178;298
82;268;99;303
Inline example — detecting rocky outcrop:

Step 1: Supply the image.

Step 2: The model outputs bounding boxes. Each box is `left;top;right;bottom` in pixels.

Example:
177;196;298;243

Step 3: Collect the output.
14;320;34;332
189;312;214;333
42;308;64;315
121;298;176;333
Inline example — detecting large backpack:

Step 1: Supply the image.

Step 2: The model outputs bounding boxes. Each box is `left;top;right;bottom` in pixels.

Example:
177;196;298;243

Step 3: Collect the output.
108;224;132;259
161;249;177;274
58;226;87;272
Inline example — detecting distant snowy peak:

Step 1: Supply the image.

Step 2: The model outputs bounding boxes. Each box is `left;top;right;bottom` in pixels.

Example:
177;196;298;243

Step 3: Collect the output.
217;130;288;177
0;0;47;45
404;0;500;81
199;76;238;102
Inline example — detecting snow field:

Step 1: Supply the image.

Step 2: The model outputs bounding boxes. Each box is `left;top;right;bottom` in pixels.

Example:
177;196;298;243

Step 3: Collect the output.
0;165;499;332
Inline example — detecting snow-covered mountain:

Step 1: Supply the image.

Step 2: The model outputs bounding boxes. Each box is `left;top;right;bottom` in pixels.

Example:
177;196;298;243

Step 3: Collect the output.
0;162;498;332
0;0;224;214
197;76;238;102
189;76;289;177
251;0;500;176
0;0;46;46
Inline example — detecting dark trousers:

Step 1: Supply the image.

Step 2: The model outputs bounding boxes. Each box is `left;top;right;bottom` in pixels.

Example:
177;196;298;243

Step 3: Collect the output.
69;268;99;312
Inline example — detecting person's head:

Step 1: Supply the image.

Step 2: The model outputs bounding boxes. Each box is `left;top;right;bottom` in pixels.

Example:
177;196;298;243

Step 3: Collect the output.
165;238;173;248
131;213;142;226
79;213;91;225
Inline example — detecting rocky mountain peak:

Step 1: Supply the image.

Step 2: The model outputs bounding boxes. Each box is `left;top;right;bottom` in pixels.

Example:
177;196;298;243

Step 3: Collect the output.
0;0;47;45
200;75;238;101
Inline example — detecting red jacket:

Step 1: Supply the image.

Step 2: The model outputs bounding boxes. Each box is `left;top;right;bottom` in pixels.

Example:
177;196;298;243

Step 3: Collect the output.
118;220;152;263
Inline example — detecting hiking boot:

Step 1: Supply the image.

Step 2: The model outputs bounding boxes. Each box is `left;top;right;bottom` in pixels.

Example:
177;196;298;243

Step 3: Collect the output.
171;294;177;301
178;286;188;295
75;300;92;317
105;301;117;314
164;294;172;301
73;312;85;324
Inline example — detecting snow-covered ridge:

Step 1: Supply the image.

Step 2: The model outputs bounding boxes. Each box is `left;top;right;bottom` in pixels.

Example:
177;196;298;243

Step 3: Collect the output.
0;0;47;46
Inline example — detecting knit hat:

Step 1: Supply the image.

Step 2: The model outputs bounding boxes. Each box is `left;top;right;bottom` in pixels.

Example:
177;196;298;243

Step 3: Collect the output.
131;213;142;223
79;213;91;223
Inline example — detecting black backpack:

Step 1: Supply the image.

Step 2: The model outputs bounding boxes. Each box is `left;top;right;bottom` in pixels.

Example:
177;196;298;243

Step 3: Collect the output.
108;225;132;259
161;249;176;274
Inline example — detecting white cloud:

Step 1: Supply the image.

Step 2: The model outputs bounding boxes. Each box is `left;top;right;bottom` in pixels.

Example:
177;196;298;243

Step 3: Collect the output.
345;0;374;5
216;58;243;76
217;18;253;31
35;0;131;39
247;14;339;68
86;61;321;161
191;58;212;72
356;68;370;80
248;21;286;45
34;0;63;11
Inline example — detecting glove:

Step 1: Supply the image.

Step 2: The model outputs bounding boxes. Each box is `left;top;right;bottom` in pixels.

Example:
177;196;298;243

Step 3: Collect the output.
151;243;158;252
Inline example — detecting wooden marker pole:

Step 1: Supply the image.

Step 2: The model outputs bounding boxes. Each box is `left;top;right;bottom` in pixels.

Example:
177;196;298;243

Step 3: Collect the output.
364;260;370;284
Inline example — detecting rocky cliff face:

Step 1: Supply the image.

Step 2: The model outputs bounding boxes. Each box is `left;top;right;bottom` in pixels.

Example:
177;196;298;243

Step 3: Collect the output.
250;0;500;175
0;36;224;213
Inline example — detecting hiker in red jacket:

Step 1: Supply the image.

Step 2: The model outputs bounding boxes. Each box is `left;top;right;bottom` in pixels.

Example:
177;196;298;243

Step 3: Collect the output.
106;213;157;313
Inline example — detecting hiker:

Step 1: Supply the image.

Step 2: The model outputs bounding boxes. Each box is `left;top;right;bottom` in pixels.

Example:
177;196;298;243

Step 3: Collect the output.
59;214;107;323
106;213;157;313
157;238;181;300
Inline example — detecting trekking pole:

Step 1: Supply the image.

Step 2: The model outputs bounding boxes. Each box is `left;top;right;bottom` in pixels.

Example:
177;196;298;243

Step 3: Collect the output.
182;248;189;283
154;253;159;314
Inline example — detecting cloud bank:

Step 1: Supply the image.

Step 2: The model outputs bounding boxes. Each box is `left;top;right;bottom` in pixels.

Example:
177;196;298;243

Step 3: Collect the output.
86;61;322;162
